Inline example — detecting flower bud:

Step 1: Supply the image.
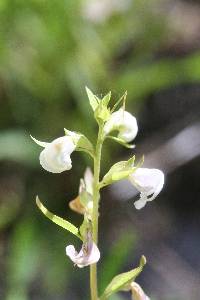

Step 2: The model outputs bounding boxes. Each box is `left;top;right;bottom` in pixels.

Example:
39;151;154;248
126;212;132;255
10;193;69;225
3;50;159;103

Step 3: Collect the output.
103;108;138;142
66;231;100;268
69;168;94;218
129;168;164;209
32;136;76;173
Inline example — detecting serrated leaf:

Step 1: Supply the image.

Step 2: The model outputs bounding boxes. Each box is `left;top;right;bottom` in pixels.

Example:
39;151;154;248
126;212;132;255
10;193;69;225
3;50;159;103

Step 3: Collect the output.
86;87;99;111
100;256;146;299
36;196;81;239
107;136;135;149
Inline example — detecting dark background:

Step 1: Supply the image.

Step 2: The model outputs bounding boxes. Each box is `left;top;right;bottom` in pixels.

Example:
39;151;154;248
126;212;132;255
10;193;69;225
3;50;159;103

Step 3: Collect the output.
0;1;200;299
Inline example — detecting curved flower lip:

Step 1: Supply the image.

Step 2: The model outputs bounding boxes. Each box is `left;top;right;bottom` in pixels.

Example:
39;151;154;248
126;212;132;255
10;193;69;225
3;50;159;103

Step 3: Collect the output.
129;168;164;209
103;108;138;143
31;135;76;173
131;282;150;300
66;232;100;268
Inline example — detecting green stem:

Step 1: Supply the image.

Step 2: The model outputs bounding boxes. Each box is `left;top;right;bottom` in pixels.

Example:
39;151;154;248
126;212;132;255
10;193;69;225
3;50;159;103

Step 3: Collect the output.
90;124;104;300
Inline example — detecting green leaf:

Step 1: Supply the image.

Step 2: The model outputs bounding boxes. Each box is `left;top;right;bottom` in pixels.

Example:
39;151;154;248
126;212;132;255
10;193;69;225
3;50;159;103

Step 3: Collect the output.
107;136;135;149
85;87;99;111
36;196;82;239
111;91;127;113
64;128;94;157
101;156;136;187
76;135;94;156
102;91;111;107
79;214;91;240
99;232;137;294
0;130;37;166
100;256;146;299
94;102;111;123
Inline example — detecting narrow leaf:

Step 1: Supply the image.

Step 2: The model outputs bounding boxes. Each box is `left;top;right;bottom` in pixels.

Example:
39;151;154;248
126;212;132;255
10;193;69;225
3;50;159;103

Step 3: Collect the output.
101;256;146;299
111;91;127;113
102;91;111;106
107;136;135;149
85;87;99;111
36;196;81;239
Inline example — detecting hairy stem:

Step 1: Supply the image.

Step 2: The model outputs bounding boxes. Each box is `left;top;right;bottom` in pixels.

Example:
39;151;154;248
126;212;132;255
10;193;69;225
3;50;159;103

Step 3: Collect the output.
90;124;104;300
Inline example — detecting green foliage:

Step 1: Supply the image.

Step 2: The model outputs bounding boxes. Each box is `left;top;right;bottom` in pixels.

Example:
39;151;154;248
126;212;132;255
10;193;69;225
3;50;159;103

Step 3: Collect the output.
36;196;82;239
86;87;111;124
100;256;146;299
0;130;37;165
106;136;135;149
101;156;136;186
6;218;40;300
99;232;137;294
64;128;94;157
86;87;100;111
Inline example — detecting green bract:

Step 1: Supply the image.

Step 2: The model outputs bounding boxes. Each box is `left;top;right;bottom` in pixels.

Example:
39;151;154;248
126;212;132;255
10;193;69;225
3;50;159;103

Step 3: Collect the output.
94;102;111;123
86;87;111;124
101;156;136;187
106;136;135;149
100;256;146;299
69;168;94;218
64;128;94;157
36;196;82;240
86;86;99;111
79;214;92;241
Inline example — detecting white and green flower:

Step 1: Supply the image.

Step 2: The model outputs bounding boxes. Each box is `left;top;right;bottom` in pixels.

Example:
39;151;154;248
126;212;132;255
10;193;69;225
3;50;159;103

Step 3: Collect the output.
66;231;100;268
104;108;138;142
129;168;164;209
31;135;77;173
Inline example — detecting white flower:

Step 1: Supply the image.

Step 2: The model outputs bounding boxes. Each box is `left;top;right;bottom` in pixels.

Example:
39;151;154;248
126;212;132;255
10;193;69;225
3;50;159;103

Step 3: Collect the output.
31;136;76;173
129;168;164;209
66;231;100;268
131;282;150;300
103;108;138;142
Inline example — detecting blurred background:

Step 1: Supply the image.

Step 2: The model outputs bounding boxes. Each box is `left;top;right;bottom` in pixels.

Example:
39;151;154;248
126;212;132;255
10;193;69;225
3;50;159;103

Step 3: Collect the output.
0;0;200;299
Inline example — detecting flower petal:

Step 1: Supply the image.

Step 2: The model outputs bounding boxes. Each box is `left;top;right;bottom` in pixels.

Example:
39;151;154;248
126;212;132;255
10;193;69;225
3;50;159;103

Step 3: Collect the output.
30;135;49;147
66;239;100;268
38;136;76;173
129;168;164;209
131;282;150;300
66;230;100;268
104;108;138;143
134;197;147;210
